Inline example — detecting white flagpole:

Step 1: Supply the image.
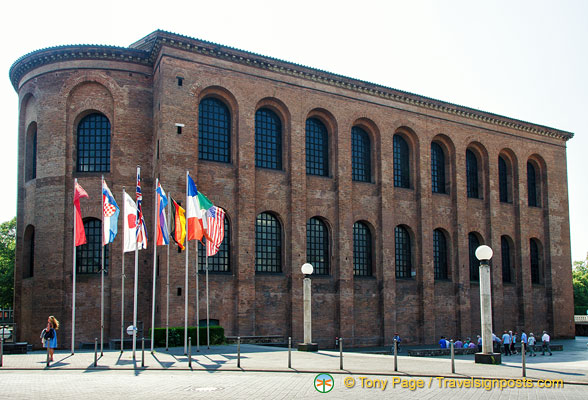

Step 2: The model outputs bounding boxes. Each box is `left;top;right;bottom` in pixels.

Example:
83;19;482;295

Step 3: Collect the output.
100;175;105;356
196;241;200;352
121;187;126;353
151;178;159;353
166;191;171;351
184;171;189;355
206;243;210;349
72;178;77;355
133;166;140;360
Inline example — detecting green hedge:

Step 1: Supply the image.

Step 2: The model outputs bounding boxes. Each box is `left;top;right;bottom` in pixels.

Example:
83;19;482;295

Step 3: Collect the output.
149;326;225;347
574;306;588;315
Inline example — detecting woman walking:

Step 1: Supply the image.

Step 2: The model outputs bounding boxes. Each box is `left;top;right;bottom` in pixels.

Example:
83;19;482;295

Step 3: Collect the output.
41;316;59;361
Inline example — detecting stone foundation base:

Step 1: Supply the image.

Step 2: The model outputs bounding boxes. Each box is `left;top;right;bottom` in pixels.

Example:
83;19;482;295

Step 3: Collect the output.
297;343;319;352
475;352;502;364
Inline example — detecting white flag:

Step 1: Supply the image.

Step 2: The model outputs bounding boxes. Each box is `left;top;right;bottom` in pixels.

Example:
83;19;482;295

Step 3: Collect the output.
123;192;138;253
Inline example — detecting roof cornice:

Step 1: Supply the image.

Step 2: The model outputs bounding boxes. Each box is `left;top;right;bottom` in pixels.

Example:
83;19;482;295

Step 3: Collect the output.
9;30;574;141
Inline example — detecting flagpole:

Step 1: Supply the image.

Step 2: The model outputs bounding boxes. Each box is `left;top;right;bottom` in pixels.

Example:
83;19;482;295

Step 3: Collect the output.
121;187;126;353
166;191;171;351
100;175;105;356
184;171;189;355
151;178;159;353
206;244;210;349
72;178;77;355
196;241;200;352
133;166;140;360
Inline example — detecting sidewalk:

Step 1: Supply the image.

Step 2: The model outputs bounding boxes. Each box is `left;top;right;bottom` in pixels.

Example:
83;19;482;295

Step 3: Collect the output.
2;337;587;384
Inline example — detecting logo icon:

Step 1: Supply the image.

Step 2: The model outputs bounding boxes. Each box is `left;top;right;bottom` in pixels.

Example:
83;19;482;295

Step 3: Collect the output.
314;373;334;393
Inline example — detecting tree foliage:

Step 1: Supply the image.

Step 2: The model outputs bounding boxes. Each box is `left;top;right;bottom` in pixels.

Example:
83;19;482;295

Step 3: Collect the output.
573;257;588;315
0;217;16;308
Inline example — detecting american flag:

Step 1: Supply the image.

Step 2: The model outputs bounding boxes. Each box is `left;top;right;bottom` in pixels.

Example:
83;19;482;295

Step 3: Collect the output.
206;206;225;257
135;167;148;249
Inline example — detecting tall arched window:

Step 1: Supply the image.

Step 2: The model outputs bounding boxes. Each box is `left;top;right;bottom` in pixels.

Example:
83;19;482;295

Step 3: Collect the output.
466;150;479;198
198;217;230;272
255;108;282;170
353;222;372;276
307;217;329;275
351;127;371;182
468;232;481;281
76;218;107;274
23;225;35;279
431;142;446;193
305;118;329;176
527;162;539;207
395;225;412;278
501;235;512;283
77;113;111;172
198;97;231;163
255;212;282;273
26;124;37;181
498;156;510;203
393;134;410;188
530;239;541;284
433;229;448;280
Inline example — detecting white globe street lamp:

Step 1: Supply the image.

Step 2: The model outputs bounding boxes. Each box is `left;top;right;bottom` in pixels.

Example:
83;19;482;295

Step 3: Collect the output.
298;263;318;351
474;245;501;364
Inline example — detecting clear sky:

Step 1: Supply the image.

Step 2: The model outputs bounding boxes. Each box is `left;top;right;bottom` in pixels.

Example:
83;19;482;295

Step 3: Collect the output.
1;0;586;262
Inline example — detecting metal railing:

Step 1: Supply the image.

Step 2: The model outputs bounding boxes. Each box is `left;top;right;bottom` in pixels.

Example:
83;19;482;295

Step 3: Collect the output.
0;309;13;324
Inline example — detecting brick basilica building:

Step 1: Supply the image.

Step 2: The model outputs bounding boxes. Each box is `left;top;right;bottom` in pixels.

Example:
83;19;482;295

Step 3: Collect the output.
10;30;575;348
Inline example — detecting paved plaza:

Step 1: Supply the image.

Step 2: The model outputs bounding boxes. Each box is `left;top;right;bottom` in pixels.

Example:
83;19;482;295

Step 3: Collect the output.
1;338;587;398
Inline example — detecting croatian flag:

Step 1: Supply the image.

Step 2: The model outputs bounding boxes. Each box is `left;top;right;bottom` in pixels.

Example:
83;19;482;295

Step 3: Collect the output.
156;182;169;246
102;179;120;245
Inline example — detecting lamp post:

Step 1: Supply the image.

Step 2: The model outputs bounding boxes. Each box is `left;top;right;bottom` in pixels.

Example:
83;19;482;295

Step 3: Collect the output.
474;245;501;364
298;263;318;352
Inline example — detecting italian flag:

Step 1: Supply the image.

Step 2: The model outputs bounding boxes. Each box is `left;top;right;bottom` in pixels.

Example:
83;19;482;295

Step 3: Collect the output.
187;174;214;241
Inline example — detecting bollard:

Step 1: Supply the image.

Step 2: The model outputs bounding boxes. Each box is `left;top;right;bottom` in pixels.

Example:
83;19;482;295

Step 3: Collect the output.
522;342;526;377
188;337;192;368
94;338;98;367
288;337;292;368
394;338;398;372
141;337;145;368
450;339;455;373
0;337;3;367
339;337;343;370
237;336;241;368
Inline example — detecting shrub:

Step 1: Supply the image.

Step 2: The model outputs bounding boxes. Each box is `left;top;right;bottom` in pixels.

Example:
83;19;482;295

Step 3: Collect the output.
150;325;225;347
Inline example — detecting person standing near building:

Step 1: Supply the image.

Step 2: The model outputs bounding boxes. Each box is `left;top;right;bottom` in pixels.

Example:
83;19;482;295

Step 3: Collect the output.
393;333;402;353
510;331;517;355
528;333;536;356
520;330;528;354
40;316;59;361
541;331;552;356
501;331;512;356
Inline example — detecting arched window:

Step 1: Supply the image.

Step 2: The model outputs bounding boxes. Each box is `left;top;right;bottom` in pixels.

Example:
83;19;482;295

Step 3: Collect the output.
307;217;329;275
527;162;539;207
466;150;479;198
501;236;512;283
395;225;412;278
198;217;230;272
393;135;410;188
198;97;231;163
305;118;329;176
433;229;448;280
498;156;510;203
353;222;372;276
76;218;107;274
26;125;37;181
255;213;282;273
23;225;34;279
530;239;541;284
431;142;446;193
255;108;282;170
77;113;111;172
468;232;481;281
351;127;371;182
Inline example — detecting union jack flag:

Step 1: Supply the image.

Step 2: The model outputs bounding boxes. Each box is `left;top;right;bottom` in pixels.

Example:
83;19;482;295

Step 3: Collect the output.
135;167;148;249
206;206;225;257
